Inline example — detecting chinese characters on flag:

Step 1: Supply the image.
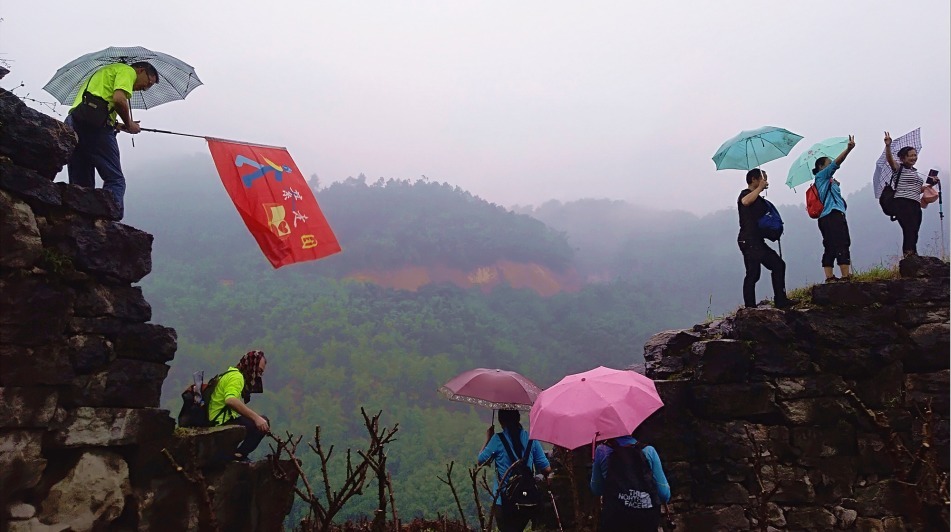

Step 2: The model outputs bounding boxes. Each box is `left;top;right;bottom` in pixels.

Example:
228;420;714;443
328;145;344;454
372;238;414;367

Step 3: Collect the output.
207;139;341;268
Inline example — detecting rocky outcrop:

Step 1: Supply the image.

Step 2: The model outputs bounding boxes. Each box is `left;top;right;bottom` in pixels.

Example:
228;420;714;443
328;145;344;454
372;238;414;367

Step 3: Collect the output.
0;82;297;531
635;256;950;531
0;83;76;180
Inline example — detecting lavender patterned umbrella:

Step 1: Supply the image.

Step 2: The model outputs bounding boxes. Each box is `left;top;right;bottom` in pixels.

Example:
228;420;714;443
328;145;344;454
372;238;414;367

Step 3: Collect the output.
439;368;543;411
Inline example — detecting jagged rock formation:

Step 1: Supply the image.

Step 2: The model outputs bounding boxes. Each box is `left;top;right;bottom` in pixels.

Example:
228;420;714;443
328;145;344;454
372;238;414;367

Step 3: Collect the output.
636;258;949;530
0;79;297;531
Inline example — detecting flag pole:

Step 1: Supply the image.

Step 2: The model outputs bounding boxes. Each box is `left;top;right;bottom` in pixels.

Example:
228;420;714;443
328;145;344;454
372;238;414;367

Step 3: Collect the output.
139;127;286;150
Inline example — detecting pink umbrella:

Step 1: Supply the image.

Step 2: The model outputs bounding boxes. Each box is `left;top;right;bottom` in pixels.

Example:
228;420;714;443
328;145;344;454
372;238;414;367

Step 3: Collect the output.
529;366;664;450
438;368;542;411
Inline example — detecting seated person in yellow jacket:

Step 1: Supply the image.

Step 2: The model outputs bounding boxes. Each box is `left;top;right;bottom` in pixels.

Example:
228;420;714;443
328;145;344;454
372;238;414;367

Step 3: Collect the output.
207;350;270;461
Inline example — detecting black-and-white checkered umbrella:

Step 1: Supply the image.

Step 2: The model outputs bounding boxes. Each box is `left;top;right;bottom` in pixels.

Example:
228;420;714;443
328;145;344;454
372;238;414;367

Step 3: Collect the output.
873;128;921;199
42;46;202;110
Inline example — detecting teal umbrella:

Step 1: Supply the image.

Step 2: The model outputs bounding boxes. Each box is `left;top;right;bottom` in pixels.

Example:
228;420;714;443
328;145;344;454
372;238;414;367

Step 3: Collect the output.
785;137;849;189
712;126;804;171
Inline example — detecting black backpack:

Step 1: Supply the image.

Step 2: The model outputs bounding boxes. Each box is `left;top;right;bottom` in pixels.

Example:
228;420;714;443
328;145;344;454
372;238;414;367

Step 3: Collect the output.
497;432;543;509
879;166;903;220
177;369;237;428
603;441;660;511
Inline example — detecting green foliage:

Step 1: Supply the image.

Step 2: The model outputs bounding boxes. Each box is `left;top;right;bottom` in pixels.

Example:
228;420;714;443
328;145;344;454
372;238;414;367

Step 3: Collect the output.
128;156;947;525
150;268;681;523
40;248;74;276
850;261;900;282
786;261;901;306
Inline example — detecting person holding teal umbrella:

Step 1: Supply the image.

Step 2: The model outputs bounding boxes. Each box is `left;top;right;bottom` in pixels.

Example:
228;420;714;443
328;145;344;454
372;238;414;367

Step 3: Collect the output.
738;169;796;309
812;135;856;283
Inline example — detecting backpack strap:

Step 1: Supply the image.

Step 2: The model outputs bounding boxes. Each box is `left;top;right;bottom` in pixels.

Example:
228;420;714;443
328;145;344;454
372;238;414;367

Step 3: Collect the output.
890;164;903;189
820;179;833;208
520;439;535;471
497;432;518;464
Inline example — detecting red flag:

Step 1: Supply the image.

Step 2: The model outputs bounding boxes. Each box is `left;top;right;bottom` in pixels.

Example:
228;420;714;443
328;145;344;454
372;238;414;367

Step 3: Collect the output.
207;139;341;268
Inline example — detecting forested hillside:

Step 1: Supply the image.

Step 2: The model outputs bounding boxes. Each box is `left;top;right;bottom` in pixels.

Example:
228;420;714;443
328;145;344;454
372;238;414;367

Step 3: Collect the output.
122;153;947;522
123;155;686;521
319;175;574;273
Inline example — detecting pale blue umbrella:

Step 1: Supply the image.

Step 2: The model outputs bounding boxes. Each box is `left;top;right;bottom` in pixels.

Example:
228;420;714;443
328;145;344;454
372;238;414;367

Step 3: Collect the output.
785;137;849;189
712;126;804;171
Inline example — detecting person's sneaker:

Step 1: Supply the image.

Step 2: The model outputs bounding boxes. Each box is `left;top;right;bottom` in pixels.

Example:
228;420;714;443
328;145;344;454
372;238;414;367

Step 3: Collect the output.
774;297;798;309
232;453;251;464
840;275;853;282
824;276;839;284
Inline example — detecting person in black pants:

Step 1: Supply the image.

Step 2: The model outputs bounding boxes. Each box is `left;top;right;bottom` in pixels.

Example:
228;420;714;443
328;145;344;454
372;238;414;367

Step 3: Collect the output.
812;136;856;282
737;169;795;309
883;132;939;256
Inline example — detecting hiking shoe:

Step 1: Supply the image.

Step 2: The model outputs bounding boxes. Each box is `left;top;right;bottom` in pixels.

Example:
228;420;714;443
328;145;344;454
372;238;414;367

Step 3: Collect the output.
840;275;853;282
824;276;839;284
774;297;798;309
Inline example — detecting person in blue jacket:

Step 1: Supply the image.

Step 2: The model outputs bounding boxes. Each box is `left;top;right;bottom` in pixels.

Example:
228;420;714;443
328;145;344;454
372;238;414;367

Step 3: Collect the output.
812;136;856;283
478;409;552;532
591;433;671;532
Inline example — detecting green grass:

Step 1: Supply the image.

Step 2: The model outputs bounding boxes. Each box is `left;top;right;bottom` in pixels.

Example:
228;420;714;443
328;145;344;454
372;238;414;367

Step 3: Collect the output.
849;262;901;282
786;261;900;307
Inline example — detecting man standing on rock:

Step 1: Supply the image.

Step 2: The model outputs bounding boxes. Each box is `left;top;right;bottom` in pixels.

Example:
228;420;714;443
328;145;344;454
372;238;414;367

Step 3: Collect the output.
737;169;796;309
207;350;271;462
64;62;159;219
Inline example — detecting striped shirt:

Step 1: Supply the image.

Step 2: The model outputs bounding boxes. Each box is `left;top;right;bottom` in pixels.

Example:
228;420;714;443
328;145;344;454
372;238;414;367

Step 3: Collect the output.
894;166;924;201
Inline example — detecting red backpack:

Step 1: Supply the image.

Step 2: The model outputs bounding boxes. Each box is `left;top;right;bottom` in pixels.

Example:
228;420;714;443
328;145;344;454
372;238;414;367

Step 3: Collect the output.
805;182;832;219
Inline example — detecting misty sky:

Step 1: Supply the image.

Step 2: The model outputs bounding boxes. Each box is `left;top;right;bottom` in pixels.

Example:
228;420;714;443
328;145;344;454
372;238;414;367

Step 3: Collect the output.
2;1;949;215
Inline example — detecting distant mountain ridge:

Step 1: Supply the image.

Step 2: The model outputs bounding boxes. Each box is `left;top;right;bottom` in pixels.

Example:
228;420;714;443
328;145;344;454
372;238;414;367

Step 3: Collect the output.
123;155;946;316
124;162;578;295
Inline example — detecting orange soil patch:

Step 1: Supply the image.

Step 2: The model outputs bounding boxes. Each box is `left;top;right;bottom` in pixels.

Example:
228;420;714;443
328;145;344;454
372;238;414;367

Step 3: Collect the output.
345;261;582;296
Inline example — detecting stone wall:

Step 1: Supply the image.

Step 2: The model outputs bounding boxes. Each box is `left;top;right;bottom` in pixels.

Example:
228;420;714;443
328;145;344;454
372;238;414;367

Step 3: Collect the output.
0;81;297;531
634;257;950;531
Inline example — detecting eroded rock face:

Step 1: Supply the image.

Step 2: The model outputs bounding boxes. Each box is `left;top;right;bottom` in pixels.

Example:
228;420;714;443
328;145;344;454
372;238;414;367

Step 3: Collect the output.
0;76;297;531
0;88;76;179
633;255;951;530
0;431;46;496
38;450;131;532
0;189;42;269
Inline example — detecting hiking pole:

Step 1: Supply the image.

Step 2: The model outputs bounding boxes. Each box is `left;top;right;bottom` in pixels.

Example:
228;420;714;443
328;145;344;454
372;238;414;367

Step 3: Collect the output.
548;490;564;532
936;179;946;258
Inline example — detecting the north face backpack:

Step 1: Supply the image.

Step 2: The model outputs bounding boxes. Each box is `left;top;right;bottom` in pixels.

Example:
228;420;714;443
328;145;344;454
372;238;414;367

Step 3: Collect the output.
603;441;660;513
757;199;784;242
497;433;543;509
177;369;238;428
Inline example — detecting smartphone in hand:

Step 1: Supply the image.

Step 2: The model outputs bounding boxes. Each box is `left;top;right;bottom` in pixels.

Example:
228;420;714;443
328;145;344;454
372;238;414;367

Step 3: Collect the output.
927;169;939;185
